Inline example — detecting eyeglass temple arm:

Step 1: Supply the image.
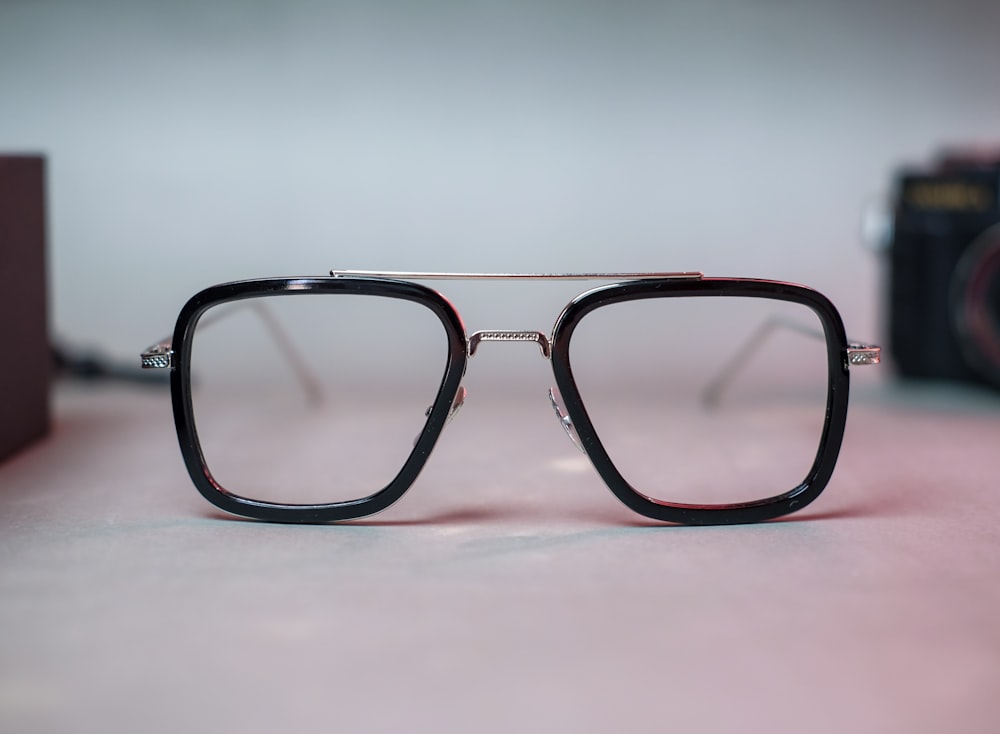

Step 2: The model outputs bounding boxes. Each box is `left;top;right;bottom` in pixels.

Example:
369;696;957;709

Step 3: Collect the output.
701;317;881;408
140;301;324;403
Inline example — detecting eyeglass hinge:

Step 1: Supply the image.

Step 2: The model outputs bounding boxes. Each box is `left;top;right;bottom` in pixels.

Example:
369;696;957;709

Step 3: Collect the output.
141;342;174;369
846;343;881;367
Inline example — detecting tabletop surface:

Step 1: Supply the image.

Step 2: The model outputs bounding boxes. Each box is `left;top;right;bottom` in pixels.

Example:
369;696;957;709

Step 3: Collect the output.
1;377;998;733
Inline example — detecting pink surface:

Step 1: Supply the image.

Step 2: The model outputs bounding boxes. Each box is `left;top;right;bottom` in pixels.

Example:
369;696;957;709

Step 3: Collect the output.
1;380;998;733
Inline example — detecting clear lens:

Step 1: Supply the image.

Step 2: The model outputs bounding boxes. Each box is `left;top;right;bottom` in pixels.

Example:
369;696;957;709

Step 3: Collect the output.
188;293;452;505
568;295;830;506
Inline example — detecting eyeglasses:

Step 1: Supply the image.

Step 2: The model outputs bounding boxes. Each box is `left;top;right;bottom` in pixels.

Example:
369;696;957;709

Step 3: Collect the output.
141;271;880;525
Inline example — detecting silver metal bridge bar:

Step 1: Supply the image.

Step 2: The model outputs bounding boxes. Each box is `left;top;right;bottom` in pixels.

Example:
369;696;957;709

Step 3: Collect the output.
330;270;704;281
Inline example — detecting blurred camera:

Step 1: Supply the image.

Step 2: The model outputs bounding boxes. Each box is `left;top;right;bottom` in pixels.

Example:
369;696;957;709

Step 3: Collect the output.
887;149;1000;388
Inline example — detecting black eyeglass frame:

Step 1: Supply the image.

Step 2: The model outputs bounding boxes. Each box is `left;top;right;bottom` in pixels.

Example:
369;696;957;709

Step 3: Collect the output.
550;278;851;525
168;277;468;524
161;275;859;525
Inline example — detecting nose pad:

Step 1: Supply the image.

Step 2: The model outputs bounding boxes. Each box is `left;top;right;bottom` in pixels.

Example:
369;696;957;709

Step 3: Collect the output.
416;386;467;445
446;385;467;424
548;387;586;454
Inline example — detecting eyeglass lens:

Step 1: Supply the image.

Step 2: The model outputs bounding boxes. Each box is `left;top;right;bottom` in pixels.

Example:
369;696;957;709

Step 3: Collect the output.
187;293;452;505
568;295;830;505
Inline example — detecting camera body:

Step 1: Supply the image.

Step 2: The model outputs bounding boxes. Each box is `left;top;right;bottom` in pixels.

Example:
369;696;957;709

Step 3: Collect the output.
888;152;1000;388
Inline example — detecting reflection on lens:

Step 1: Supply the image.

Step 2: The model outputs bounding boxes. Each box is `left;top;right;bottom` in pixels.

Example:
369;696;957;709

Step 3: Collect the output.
189;293;450;505
568;296;830;506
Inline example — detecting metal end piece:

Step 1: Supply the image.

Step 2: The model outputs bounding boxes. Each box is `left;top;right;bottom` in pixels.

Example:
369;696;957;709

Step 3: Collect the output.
140;342;174;369
330;270;704;281
468;330;551;358
846;344;881;367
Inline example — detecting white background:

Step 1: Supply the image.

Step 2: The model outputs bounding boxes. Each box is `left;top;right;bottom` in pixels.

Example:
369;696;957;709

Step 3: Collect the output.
2;0;999;362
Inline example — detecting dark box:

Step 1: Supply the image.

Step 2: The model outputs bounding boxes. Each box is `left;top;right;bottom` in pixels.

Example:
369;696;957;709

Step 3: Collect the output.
0;155;50;461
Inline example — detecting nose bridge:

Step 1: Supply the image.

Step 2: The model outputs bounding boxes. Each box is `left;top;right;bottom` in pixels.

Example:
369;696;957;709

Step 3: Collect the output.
467;330;551;359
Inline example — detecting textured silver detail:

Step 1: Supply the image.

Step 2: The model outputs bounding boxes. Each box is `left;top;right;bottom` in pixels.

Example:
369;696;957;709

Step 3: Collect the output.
140;342;174;369
847;344;881;366
468;330;551;358
331;270;703;281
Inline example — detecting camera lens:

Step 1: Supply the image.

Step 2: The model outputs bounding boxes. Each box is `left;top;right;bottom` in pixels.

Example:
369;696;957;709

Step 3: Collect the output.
952;224;1000;387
